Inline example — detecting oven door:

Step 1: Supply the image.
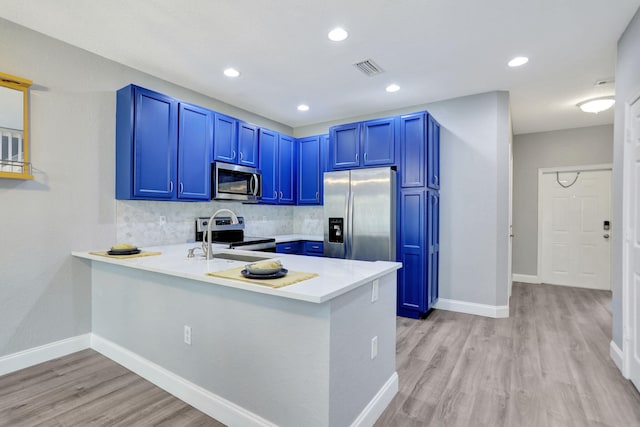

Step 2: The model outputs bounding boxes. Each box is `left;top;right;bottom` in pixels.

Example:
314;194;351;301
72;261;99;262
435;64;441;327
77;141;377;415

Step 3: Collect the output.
212;162;262;202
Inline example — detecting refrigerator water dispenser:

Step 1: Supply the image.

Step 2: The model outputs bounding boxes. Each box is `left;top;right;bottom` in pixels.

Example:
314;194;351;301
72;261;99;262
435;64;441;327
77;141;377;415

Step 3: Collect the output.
328;218;344;243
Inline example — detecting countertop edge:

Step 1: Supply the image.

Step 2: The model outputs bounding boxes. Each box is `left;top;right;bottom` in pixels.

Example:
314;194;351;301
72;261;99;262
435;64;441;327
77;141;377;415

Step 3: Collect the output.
71;249;400;304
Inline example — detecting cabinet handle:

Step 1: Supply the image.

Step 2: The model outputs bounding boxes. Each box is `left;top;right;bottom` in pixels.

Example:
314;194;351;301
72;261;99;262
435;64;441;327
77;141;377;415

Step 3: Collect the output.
239;152;243;161
435;175;439;185
274;191;277;198
364;152;368;161
279;191;283;199
355;153;359;163
169;181;174;192
316;191;319;201
232;150;236;160
434;195;439;204
179;182;184;194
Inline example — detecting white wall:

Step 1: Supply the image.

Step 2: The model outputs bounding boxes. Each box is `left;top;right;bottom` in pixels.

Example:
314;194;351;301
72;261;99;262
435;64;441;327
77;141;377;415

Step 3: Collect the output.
298;91;512;308
512;125;613;276
0;18;291;358
613;7;640;348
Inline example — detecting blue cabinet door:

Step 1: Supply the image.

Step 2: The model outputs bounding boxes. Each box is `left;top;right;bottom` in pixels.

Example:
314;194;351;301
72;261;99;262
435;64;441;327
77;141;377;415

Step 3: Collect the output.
276;241;302;254
397;189;426;317
259;129;278;204
298;136;320;205
427;115;440;190
213;113;238;164
278;134;296;204
363;117;396;166
428;190;440;308
178;103;212;200
132;87;178;199
400;112;426;188
330;123;360;169
238;121;258;167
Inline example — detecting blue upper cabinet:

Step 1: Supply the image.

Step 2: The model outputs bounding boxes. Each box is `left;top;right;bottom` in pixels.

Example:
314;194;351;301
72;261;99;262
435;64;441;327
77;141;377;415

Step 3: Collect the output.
213;116;259;168
258;129;296;205
178;103;212;200
213;113;238;164
237;121;259;167
259;128;278;204
297;135;321;205
427;115;440;190
329;117;396;170
116;85;178;200
330;123;360;169
278;134;296;205
400;112;426;188
362;117;396;166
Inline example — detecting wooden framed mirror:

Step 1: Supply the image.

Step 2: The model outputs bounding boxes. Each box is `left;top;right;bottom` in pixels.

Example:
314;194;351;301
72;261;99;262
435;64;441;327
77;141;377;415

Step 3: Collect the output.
0;72;32;180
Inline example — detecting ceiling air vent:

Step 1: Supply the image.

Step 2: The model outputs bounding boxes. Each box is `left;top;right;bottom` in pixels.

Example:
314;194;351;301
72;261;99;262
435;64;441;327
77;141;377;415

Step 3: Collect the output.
353;59;384;77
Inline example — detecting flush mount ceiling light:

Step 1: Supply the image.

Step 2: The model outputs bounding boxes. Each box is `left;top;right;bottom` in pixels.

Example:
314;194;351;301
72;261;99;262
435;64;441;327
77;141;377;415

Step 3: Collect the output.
386;84;400;93
508;56;529;67
577;96;615;113
297;104;310;112
328;27;348;42
223;68;240;77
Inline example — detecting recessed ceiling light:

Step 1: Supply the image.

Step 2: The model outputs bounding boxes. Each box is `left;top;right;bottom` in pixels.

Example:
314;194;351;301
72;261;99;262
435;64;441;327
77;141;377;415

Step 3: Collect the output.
223;68;240;77
508;56;529;67
577;96;615;113
297;104;310;112
328;27;348;42
386;84;400;93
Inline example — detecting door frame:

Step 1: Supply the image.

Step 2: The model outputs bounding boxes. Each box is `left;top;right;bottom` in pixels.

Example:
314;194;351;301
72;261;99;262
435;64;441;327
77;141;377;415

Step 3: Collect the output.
621;88;640;379
536;163;613;285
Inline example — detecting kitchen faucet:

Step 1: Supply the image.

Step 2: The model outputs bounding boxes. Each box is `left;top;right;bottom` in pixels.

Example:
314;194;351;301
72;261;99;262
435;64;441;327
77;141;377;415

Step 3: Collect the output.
206;208;239;260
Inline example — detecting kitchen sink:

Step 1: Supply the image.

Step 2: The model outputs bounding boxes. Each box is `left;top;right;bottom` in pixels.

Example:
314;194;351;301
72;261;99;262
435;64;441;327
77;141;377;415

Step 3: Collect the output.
209;253;273;263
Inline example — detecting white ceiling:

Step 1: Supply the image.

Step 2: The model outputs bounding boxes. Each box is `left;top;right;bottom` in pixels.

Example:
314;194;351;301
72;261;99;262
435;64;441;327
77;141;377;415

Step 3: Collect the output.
1;0;638;134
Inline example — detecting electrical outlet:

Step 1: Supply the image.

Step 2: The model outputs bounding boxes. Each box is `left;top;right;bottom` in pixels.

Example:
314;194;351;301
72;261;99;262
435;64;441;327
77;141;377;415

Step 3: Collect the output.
159;215;167;225
371;336;378;360
371;280;379;302
184;325;192;345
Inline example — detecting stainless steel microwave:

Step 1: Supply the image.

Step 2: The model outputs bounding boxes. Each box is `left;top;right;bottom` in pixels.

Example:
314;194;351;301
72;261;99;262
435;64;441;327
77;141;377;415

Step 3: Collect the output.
211;162;262;202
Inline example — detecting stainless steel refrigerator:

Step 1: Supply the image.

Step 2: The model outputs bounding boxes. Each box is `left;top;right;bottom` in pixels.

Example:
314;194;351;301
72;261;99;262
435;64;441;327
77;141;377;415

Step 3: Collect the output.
323;167;396;261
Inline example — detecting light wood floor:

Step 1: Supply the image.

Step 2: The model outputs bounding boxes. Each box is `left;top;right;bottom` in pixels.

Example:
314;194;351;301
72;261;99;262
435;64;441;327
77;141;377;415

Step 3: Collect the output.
0;349;225;426
376;282;640;427
2;283;639;426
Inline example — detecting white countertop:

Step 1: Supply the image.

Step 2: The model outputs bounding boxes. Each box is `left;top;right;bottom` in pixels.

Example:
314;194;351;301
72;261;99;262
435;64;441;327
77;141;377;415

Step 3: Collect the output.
274;234;323;243
72;243;400;304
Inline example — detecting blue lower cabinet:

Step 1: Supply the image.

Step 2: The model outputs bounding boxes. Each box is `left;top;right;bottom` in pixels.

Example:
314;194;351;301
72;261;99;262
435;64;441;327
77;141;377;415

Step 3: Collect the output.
276;242;302;254
303;241;324;256
397;188;439;318
276;241;323;256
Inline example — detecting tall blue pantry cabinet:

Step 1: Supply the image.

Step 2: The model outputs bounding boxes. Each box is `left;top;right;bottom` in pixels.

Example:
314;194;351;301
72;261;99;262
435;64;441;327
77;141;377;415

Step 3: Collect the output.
397;112;440;318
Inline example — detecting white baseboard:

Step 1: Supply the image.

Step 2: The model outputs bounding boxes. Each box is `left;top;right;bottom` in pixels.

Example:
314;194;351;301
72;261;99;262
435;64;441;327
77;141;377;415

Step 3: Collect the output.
512;274;540;284
90;334;277;427
0;333;91;376
351;372;398;427
610;340;627;378
434;298;509;318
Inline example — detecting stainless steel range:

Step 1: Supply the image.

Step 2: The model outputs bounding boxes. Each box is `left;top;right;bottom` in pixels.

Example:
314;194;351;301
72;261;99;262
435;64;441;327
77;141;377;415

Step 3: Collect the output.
195;216;276;251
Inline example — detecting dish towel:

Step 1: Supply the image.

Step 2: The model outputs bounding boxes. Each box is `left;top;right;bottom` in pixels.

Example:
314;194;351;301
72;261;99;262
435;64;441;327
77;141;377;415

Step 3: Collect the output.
206;267;318;288
88;251;162;259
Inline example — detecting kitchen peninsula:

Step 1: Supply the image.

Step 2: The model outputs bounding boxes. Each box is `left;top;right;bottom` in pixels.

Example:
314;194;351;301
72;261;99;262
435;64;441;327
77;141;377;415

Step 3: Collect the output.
73;244;401;427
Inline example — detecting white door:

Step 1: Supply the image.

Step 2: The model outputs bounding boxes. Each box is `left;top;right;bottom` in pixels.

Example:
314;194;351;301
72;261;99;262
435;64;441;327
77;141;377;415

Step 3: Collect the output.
626;95;640;390
540;168;611;290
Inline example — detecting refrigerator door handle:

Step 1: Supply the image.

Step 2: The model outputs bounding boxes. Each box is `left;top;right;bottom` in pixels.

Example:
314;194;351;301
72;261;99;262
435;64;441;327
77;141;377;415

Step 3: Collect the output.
349;192;355;259
344;191;350;258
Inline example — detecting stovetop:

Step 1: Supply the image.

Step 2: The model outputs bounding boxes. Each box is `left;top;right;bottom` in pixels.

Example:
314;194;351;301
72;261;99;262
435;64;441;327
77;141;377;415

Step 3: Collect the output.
195;216;275;246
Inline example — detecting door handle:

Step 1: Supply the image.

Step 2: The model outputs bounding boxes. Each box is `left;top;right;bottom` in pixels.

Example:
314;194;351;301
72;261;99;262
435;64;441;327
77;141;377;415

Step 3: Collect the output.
604;234;610;239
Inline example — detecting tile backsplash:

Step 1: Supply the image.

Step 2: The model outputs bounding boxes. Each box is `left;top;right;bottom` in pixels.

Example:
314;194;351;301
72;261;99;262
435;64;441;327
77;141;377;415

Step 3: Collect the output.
116;200;323;246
